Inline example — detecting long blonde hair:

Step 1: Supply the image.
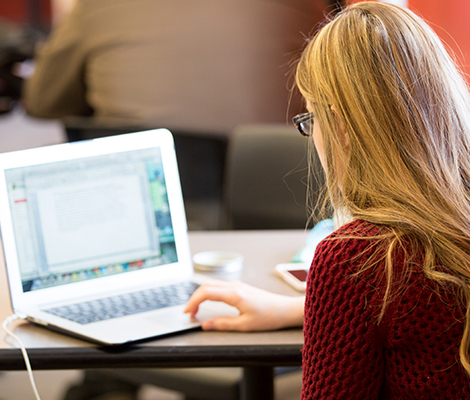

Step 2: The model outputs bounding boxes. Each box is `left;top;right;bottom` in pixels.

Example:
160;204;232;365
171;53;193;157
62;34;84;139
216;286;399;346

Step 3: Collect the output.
296;1;470;374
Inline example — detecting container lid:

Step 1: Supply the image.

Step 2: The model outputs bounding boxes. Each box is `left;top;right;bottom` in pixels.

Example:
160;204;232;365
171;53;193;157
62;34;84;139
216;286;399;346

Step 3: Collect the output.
193;251;244;273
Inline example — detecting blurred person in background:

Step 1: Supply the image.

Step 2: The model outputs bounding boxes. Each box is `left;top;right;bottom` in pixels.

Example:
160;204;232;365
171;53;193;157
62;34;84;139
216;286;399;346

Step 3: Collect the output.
23;0;329;137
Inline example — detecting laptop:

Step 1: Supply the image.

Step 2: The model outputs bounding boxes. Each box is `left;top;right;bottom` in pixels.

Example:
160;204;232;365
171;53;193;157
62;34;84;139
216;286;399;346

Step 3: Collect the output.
0;129;235;345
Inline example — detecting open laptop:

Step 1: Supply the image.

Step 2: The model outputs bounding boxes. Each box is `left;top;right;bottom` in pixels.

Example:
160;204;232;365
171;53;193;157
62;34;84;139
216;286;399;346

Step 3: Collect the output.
0;129;235;345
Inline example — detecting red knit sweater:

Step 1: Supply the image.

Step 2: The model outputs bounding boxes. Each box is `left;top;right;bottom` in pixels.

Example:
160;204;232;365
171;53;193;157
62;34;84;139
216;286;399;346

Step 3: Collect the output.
302;219;470;399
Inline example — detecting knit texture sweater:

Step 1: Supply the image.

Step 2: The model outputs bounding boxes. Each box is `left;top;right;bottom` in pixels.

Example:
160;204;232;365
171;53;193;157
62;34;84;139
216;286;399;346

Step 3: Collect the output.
302;219;470;399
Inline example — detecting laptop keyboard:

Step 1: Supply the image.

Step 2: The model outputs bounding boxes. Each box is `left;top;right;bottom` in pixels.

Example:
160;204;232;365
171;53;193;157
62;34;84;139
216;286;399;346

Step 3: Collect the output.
44;281;200;325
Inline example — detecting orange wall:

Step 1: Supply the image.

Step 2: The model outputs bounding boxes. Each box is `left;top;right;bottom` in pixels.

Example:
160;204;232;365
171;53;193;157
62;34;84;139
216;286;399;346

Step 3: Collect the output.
0;2;27;23
348;0;470;79
0;0;51;29
408;0;470;78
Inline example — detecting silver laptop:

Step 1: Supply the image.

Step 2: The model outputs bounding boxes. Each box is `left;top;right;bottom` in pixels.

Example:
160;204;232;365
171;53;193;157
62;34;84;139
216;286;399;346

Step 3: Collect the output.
0;129;235;345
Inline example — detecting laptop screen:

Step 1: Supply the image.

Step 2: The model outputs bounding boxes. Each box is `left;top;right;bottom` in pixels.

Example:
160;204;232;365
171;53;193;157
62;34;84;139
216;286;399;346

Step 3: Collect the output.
5;147;178;293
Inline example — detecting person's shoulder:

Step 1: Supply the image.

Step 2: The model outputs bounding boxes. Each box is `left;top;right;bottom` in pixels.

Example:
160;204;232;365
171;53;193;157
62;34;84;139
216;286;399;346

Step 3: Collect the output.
311;219;389;276
316;219;385;254
310;219;389;298
332;219;383;237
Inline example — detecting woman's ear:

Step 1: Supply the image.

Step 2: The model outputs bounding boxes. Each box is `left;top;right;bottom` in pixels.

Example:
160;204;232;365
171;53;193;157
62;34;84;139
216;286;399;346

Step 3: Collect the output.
331;105;350;149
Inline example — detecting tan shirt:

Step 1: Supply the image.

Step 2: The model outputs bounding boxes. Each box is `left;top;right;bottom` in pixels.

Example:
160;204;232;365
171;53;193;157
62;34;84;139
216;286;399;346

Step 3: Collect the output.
24;0;326;136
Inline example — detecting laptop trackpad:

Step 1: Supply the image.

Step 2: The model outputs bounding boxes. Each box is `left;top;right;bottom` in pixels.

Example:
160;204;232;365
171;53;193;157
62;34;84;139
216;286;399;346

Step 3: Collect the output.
146;301;239;326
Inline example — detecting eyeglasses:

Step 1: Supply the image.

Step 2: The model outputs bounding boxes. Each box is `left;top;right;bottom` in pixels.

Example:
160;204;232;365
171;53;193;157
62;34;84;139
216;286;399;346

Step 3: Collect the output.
292;112;315;137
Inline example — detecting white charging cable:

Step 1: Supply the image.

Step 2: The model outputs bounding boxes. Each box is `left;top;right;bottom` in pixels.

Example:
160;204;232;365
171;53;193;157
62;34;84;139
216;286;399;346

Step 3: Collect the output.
2;314;42;400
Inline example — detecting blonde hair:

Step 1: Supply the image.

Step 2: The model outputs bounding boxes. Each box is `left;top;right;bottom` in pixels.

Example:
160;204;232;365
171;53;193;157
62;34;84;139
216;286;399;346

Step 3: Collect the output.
296;2;470;374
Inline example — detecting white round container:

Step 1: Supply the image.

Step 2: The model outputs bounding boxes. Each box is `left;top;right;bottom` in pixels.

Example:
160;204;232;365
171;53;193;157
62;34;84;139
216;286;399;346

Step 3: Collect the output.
192;251;244;273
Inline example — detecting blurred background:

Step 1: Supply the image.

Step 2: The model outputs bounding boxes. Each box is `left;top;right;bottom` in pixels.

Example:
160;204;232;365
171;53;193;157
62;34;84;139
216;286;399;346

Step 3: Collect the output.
0;0;469;399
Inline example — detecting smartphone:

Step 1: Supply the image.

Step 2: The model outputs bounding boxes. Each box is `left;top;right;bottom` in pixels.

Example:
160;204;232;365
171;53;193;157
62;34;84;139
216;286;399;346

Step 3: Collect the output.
275;263;310;291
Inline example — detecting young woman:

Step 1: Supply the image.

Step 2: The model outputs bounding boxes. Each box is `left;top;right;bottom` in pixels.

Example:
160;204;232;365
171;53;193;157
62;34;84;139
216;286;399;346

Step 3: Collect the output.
185;2;470;398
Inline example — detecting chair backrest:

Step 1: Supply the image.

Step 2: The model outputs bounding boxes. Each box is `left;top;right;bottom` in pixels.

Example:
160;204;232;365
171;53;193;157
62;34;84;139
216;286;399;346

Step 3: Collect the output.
223;124;325;230
63;116;143;142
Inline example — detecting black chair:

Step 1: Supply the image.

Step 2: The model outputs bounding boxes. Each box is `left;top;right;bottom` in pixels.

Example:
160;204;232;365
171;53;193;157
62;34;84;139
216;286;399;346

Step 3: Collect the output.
223;124;325;230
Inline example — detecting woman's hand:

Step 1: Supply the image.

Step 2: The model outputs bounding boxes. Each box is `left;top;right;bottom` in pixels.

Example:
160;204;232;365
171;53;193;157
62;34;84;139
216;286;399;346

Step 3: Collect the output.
184;280;304;332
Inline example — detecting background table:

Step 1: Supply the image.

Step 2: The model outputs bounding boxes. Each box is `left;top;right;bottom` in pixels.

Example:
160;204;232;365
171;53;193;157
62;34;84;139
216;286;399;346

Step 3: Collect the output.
0;230;308;399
